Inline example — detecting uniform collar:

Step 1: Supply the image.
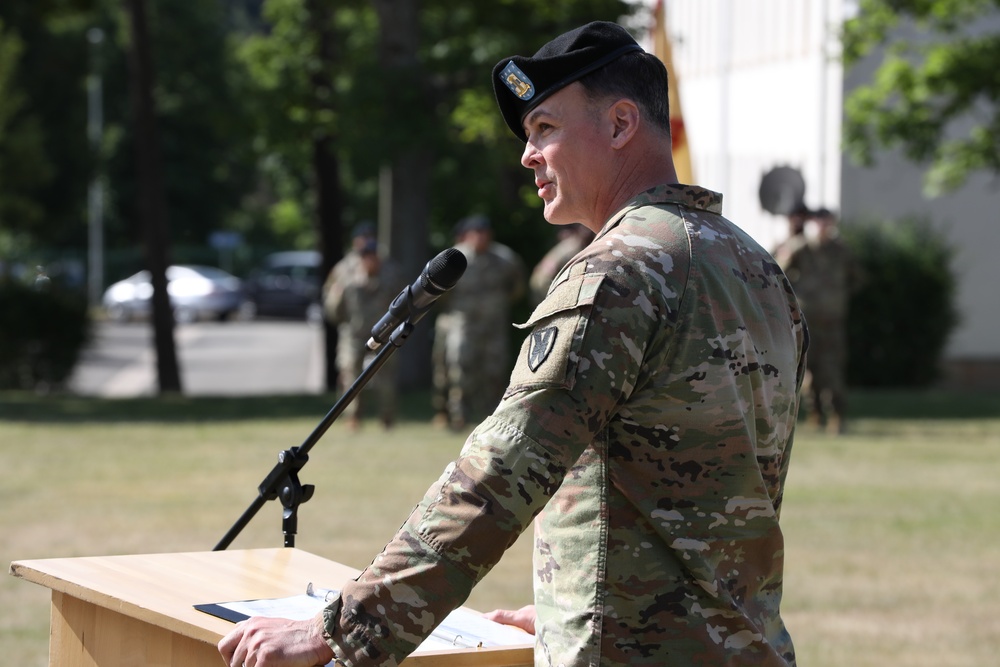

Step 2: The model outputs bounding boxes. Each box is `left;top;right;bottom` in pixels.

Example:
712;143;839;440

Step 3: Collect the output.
595;183;724;238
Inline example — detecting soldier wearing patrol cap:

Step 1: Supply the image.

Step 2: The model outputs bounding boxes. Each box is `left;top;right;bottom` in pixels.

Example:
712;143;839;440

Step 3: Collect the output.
432;214;527;431
221;21;805;667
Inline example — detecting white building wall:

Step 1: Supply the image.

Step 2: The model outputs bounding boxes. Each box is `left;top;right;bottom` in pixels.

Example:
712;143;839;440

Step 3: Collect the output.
659;0;1000;373
665;0;844;252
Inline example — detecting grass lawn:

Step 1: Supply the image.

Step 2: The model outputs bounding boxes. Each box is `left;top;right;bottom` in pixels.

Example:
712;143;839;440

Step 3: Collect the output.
2;389;999;665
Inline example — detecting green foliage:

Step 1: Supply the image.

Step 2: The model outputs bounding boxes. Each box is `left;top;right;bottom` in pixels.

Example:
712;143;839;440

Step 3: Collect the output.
0;3;100;248
842;0;1000;195
0;19;54;236
842;217;959;387
1;0;637;273
106;0;260;248
230;0;634;262
0;281;91;391
0;0;259;253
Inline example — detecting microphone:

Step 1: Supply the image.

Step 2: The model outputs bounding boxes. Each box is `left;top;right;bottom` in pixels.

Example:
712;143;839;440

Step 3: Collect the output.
366;248;467;350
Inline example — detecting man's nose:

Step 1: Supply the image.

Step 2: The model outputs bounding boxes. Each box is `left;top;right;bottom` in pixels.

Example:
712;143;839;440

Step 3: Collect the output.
521;141;541;169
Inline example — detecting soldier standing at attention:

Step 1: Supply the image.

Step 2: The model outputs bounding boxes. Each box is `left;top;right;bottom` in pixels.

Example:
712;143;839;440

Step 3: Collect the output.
432;214;526;430
221;21;807;667
324;239;403;430
321;221;377;307
776;207;859;434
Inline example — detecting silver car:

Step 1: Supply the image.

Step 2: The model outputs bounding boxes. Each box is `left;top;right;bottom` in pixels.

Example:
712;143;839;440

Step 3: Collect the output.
102;265;245;323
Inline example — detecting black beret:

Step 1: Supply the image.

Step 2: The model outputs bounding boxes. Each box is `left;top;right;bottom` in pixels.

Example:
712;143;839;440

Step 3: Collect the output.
492;21;643;142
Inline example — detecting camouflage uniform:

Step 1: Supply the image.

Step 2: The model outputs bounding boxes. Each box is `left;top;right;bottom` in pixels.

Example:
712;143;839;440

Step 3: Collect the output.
323;184;806;666
322;251;362;306
775;230;856;431
325;256;404;424
432;239;526;427
529;227;593;305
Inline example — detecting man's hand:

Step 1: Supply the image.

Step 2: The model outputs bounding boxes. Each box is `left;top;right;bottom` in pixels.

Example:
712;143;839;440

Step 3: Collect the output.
482;604;536;635
218;613;335;667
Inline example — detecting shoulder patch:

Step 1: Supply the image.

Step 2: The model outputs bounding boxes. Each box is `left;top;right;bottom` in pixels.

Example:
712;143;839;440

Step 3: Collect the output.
506;273;605;398
527;326;558;372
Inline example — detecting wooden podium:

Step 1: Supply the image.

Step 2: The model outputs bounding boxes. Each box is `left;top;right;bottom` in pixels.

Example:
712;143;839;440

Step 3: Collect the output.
9;548;532;667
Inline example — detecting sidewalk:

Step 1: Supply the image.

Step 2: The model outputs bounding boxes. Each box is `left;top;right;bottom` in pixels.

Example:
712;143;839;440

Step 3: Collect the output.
68;320;325;397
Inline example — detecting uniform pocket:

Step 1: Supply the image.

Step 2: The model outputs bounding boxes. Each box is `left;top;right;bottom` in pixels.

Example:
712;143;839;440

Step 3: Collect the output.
506;272;605;397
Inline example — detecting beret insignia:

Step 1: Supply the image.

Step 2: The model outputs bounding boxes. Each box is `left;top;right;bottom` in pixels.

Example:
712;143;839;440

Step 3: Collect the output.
491;21;644;142
500;61;535;101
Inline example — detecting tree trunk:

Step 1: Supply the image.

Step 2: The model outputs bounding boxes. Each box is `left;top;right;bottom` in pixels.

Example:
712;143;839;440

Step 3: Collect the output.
305;0;344;392
123;0;182;393
372;0;434;390
313;135;343;392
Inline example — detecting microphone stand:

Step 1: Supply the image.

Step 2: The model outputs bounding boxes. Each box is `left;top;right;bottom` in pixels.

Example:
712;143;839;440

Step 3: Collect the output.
214;321;415;551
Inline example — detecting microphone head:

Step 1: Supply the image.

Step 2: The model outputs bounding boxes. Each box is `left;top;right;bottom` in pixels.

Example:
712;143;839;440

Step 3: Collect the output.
422;247;467;293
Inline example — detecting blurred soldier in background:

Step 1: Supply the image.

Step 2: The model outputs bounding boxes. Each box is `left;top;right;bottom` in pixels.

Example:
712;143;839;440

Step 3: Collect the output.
528;223;593;305
433;215;526;430
776;207;860;434
325;238;404;430
772;202;810;266
321;220;377;305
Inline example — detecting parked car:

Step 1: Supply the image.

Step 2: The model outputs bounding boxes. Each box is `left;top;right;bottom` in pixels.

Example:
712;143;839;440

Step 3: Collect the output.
242;251;323;322
102;265;245;323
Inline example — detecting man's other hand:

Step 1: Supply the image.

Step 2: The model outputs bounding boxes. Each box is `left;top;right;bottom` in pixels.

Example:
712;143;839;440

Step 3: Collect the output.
483;604;537;635
218;614;335;667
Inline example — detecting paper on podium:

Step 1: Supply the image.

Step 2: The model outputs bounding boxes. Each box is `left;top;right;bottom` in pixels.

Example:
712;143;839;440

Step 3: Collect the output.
195;584;533;654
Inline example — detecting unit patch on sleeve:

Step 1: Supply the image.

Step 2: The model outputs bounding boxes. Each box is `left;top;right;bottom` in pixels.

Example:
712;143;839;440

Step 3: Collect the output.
505;270;605;398
527;326;558;372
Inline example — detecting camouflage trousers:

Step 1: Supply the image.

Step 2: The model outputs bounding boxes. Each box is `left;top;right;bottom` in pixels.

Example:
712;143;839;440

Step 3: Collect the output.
802;315;847;431
337;342;398;424
432;314;509;427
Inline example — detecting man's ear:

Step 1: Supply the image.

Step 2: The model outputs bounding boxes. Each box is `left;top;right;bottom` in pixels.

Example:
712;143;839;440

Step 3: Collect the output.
608;99;640;148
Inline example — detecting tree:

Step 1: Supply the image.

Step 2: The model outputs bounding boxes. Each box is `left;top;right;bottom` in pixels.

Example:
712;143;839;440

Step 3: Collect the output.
304;0;346;390
107;0;260;262
0;0;261;272
123;0;182;393
0;4;85;251
842;0;1000;195
235;0;637;389
371;0;434;387
0;20;53;246
235;0;367;390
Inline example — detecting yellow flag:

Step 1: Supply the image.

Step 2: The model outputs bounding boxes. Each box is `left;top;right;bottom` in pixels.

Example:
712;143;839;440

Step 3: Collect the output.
651;0;694;184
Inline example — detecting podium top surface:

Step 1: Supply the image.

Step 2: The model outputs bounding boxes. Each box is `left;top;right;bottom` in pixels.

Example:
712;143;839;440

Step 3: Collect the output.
10;548;533;666
10;548;359;645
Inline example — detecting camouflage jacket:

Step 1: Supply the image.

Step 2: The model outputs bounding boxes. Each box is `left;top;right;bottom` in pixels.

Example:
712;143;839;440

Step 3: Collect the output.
776;232;858;322
326;260;404;366
323;184;807;666
440;239;527;328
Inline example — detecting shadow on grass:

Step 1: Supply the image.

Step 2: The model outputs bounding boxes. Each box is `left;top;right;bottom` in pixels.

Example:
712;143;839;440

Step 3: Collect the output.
0;390;438;424
847;389;1000;420
2;388;998;424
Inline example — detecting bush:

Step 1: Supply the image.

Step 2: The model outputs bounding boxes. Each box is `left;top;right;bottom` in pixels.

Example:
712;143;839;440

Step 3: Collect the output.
842;217;959;387
0;281;90;391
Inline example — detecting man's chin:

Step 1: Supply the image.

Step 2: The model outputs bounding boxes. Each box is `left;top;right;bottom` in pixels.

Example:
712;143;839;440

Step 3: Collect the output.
542;202;569;225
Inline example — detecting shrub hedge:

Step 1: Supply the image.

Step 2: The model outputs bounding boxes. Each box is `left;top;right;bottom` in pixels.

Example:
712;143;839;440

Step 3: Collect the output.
841;217;959;387
0;281;90;391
